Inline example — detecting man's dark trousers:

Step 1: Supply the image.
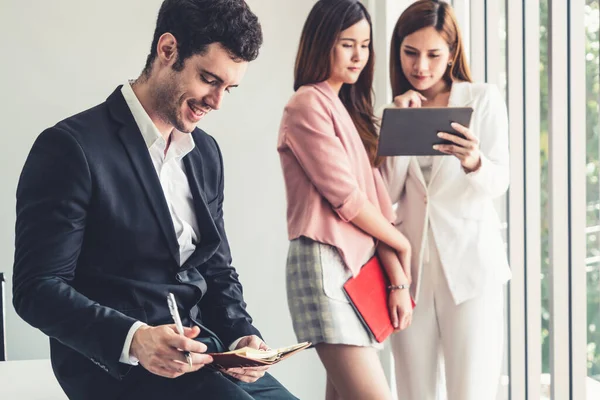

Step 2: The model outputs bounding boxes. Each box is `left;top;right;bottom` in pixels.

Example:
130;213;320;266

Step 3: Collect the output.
119;334;299;400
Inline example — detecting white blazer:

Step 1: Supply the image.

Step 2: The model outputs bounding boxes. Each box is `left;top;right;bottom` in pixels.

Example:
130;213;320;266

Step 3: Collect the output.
380;82;512;305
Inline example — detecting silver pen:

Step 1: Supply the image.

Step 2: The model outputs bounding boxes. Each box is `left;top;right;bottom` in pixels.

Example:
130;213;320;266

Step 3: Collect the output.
167;292;193;369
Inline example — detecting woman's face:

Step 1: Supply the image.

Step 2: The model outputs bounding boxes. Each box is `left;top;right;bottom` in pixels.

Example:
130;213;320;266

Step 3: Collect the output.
400;26;452;92
328;18;371;89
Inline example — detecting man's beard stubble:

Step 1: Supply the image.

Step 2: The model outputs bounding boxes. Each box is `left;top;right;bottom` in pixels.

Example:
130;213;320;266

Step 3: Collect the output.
151;77;192;133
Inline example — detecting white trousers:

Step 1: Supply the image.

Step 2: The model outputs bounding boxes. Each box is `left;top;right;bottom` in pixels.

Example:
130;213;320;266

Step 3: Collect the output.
390;230;505;400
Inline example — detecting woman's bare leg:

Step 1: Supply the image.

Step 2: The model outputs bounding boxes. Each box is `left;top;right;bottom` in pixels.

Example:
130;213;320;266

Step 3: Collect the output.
325;375;341;400
316;343;392;400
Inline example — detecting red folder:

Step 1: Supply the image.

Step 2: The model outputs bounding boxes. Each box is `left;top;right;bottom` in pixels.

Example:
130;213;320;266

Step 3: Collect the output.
342;256;415;343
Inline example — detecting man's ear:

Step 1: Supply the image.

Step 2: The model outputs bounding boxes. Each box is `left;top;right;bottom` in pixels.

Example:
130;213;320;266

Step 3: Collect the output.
156;32;178;66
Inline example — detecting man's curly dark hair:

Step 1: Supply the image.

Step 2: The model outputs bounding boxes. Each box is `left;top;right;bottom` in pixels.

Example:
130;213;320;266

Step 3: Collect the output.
142;0;263;75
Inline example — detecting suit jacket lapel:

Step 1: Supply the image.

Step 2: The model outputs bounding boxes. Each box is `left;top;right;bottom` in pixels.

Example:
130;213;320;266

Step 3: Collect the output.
108;87;180;265
429;82;474;188
181;146;221;270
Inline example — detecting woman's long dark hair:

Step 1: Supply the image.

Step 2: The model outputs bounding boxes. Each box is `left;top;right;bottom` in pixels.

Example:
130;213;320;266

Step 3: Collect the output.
390;0;472;98
294;0;382;167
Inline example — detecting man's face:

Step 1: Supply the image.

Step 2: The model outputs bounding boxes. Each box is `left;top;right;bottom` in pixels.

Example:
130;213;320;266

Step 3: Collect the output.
151;42;248;133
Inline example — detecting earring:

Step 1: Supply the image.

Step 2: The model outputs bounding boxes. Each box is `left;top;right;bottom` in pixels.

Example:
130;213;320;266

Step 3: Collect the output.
448;61;453;67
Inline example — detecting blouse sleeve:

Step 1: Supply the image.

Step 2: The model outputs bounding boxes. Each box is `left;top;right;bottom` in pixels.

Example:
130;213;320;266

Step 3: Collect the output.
282;90;366;222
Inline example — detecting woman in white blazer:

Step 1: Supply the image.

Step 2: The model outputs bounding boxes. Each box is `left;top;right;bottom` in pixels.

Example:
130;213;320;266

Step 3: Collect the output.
380;2;511;400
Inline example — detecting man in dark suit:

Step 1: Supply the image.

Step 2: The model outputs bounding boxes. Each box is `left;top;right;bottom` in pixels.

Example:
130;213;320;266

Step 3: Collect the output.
12;1;297;399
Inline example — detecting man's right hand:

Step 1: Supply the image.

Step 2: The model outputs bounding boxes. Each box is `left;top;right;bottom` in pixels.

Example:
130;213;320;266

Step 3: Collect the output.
130;324;213;378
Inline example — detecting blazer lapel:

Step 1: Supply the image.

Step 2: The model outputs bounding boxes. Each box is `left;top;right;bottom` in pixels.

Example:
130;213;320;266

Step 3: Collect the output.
429;82;474;187
108;88;180;265
181;146;221;270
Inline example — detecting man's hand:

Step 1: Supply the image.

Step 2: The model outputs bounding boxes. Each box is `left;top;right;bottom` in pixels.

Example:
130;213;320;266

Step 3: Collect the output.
130;324;213;378
221;335;270;383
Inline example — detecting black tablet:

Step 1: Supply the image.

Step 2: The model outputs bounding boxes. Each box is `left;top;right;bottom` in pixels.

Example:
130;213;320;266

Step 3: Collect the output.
377;107;474;156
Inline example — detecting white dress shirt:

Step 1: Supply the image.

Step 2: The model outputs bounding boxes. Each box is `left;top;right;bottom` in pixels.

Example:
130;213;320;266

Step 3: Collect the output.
117;82;244;365
122;81;200;262
119;82;198;365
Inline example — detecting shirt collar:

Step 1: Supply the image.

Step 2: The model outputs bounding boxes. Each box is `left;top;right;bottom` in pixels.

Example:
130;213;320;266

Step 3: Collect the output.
121;81;195;158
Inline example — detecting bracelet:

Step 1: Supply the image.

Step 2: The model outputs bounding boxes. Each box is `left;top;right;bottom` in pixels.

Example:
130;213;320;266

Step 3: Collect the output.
387;284;409;292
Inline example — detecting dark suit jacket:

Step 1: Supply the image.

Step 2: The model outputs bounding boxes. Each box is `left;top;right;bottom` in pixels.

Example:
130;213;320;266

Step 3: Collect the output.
12;87;261;399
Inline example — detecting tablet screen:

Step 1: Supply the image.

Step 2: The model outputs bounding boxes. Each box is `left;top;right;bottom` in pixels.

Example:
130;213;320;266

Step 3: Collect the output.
377;107;473;156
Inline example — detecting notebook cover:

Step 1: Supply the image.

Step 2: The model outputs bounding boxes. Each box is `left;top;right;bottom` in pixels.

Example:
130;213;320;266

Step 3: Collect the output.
342;256;414;343
209;342;312;369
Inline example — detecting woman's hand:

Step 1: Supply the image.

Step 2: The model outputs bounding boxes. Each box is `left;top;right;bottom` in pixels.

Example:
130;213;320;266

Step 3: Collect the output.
393;90;427;108
434;122;482;172
377;241;413;330
388;288;413;331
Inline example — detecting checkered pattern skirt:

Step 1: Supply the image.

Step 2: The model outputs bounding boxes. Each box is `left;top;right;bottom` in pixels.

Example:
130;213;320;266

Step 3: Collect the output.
286;236;382;348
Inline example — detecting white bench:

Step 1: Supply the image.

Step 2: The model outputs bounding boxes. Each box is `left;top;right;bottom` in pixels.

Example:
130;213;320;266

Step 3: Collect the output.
0;359;67;400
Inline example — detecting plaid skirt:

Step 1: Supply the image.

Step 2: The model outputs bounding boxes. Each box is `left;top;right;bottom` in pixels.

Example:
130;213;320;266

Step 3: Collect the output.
286;236;382;348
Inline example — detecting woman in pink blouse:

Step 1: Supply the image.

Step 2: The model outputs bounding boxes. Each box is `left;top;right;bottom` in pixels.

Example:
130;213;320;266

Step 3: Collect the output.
277;1;413;399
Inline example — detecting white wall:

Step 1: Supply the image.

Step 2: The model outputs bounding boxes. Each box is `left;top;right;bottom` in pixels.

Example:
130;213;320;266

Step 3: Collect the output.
0;0;324;398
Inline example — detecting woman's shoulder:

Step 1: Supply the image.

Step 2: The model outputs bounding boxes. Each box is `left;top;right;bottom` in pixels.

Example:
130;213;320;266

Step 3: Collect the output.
450;82;504;115
283;85;332;123
456;81;503;103
287;82;333;108
283;84;335;125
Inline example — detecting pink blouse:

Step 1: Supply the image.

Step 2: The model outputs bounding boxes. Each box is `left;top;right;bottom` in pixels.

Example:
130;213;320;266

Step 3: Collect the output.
277;81;395;276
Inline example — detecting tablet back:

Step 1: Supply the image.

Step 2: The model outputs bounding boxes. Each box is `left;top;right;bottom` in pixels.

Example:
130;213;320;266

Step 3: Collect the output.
377;107;473;156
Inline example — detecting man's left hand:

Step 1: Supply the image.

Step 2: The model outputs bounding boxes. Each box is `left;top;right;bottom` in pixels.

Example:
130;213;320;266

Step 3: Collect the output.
221;335;270;383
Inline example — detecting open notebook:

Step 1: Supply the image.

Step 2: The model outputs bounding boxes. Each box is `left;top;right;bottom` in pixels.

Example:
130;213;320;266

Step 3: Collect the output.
208;342;311;368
